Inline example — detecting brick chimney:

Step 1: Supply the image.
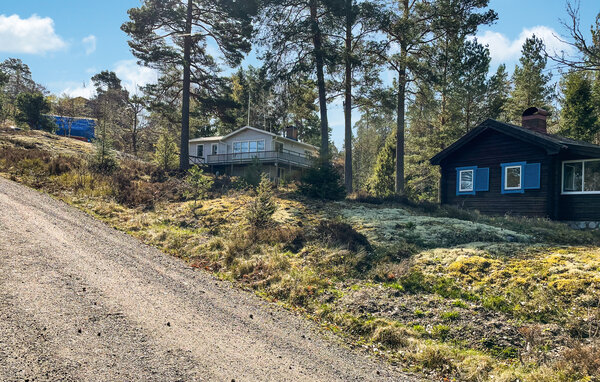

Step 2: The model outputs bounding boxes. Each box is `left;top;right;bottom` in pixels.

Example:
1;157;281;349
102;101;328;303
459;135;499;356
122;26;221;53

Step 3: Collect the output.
284;126;298;141
522;107;549;134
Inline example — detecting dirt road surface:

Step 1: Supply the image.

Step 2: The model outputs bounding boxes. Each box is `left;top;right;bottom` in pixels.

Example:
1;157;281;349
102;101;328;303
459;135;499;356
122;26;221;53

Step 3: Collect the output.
0;178;418;382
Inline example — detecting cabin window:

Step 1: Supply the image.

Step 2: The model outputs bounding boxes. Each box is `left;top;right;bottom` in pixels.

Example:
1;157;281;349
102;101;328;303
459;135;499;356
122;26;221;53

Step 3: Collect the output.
562;159;600;194
504;166;522;190
212;144;218;155
455;166;488;195
459;169;474;192
196;144;204;157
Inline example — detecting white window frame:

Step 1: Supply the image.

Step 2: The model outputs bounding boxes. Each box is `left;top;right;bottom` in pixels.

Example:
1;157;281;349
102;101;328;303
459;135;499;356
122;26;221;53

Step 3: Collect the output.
561;158;600;195
504;165;522;190
458;169;475;192
196;144;204;157
211;143;218;155
232;139;266;153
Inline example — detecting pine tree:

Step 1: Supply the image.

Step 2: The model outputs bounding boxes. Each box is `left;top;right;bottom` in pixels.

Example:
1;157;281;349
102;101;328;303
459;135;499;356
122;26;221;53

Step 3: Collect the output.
486;64;510;121
246;173;277;227
559;71;599;143
505;35;554;123
122;0;257;171
368;130;396;197
154;130;179;171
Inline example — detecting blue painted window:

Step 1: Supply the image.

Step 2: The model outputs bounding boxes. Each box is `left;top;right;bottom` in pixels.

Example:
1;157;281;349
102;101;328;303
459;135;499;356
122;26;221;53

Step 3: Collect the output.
456;166;489;195
501;162;541;193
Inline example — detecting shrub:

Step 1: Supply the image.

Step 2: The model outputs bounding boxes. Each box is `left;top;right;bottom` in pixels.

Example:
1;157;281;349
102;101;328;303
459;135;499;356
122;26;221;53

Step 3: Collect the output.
372;325;410;349
89;138;118;174
246;174;277;228
111;172;156;208
316;219;370;251
185;166;214;211
243;157;263;188
299;162;346;200
153;131;179;171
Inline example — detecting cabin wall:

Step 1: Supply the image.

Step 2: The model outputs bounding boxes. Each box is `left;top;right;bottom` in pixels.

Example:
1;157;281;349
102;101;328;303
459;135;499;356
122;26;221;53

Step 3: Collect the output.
440;129;552;217
556;152;600;221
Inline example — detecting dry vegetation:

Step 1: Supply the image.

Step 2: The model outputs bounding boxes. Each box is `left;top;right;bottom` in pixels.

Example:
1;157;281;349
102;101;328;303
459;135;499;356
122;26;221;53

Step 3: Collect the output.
1;128;599;381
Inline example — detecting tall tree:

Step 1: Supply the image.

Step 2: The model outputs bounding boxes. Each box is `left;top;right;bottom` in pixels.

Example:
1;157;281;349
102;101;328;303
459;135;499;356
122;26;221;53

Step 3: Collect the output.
559;71;599;142
257;0;344;161
90;71;130;152
485;63;510;121
379;0;496;194
328;0;380;192
504;35;554;123
0;58;45;120
122;0;257;171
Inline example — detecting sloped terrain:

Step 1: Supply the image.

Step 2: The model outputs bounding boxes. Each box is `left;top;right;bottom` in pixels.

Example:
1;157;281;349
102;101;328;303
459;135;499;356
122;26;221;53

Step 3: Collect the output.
1;128;599;381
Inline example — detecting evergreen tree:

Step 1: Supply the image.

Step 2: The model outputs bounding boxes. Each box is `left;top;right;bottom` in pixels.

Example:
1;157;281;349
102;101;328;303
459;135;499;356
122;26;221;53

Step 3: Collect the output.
257;0;344;161
246;173;277;227
486;64;510;121
505;35;554;123
559;71;599;143
368;130;396;197
154;130;179;171
15;93;55;131
122;0;257;171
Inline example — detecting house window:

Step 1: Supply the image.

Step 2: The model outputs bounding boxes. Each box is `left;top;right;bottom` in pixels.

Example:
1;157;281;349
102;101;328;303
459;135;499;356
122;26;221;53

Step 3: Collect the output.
455;166;485;196
233;140;265;153
562;159;600;194
212;144;218;155
459;169;474;192
504;165;522;190
196;144;204;157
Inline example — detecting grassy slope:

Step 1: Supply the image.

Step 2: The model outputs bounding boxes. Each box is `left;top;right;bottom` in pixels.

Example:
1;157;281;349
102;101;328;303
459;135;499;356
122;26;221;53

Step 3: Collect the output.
1;129;599;382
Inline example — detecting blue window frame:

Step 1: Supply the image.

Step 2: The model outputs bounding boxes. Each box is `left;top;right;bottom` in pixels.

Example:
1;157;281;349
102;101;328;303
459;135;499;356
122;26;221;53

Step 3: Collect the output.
456;166;477;195
501;162;526;194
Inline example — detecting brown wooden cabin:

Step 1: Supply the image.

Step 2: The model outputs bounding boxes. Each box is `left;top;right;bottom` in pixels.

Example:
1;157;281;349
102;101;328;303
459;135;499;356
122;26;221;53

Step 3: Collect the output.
430;107;600;221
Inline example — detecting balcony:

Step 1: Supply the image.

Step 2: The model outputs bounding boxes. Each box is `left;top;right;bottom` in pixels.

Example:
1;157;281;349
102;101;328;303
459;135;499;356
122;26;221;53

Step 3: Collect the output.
190;150;314;168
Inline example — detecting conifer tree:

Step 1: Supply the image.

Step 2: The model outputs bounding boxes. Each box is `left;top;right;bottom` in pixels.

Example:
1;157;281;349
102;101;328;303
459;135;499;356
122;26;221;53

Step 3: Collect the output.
505;35;554;123
122;0;257;171
486;64;510;121
560;71;599;143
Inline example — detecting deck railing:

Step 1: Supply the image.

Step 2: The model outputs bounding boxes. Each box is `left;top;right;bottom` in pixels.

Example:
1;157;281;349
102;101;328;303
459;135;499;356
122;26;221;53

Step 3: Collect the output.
190;150;314;167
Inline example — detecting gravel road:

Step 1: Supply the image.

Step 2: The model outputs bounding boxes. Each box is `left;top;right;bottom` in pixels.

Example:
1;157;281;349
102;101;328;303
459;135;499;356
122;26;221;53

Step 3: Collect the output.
0;178;418;382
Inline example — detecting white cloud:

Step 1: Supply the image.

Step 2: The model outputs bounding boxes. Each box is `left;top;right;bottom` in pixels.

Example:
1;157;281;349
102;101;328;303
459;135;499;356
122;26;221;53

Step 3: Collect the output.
474;26;573;68
0;14;66;54
62;81;96;99
82;35;96;55
113;60;158;94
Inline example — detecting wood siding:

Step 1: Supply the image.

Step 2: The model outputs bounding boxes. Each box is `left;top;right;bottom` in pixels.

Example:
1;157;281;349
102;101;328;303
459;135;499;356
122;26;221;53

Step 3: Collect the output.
440;129;552;217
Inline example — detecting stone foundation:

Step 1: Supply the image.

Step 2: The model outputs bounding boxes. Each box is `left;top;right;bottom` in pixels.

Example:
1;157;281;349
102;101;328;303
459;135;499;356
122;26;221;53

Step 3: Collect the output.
565;221;600;230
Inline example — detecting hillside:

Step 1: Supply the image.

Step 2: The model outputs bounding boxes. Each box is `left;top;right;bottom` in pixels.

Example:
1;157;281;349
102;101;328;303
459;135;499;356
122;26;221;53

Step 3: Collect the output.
1;128;599;381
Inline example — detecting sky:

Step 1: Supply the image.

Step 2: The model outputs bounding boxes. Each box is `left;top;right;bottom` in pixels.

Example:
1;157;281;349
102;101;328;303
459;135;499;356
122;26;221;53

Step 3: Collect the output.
0;0;598;147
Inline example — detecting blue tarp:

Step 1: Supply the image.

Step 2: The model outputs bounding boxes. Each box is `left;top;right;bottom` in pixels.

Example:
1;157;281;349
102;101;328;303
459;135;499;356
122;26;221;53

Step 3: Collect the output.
52;116;96;141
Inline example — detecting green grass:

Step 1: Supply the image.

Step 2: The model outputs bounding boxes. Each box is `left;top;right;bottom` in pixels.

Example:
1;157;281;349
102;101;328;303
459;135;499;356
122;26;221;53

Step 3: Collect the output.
1;129;599;382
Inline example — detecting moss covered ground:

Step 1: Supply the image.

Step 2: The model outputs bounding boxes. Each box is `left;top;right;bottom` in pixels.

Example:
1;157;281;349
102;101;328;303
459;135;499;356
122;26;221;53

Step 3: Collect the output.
1;128;599;381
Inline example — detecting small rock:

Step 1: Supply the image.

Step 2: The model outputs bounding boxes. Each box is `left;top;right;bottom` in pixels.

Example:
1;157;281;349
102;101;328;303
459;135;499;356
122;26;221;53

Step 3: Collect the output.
77;329;82;334
82;287;86;292
166;322;171;327
97;332;101;337
249;314;253;319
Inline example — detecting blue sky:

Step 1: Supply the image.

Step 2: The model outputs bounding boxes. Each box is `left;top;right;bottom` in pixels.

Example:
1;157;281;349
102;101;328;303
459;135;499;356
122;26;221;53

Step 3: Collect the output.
0;0;598;147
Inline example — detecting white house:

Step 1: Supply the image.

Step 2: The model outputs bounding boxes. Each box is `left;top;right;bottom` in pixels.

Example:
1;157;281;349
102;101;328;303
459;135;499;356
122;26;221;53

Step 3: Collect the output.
189;126;318;180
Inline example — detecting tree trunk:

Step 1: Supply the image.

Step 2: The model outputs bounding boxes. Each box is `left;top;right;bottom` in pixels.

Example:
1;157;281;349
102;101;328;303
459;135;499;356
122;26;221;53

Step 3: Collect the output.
395;64;406;195
309;0;329;161
179;0;192;171
344;0;353;193
132;111;138;156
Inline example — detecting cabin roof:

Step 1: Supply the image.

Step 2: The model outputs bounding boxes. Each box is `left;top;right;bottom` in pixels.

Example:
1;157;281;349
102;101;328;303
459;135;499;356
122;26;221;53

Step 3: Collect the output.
189;125;318;151
430;119;600;165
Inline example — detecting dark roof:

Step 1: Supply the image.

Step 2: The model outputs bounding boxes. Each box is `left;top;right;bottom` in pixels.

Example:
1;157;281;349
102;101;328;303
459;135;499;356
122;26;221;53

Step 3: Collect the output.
430;119;600;165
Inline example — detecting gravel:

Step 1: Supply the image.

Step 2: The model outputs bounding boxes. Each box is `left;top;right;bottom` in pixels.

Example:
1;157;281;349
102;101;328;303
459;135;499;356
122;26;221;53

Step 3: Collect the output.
0;178;418;382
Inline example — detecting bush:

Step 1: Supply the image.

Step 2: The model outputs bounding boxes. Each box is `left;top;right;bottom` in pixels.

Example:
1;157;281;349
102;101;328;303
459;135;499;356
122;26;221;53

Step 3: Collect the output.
299;162;346;200
246;174;277;227
185;166;214;212
317;219;370;251
111;172;156;208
